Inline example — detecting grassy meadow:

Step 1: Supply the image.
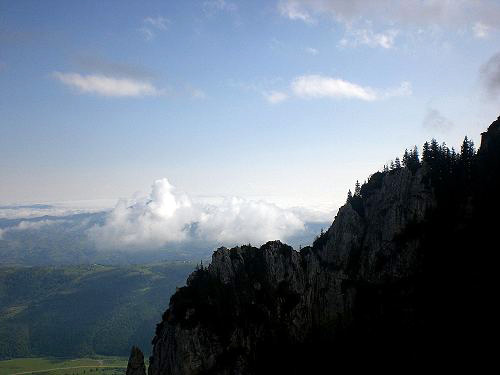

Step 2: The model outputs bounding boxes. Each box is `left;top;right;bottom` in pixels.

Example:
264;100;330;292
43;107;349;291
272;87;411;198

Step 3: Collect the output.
0;357;129;375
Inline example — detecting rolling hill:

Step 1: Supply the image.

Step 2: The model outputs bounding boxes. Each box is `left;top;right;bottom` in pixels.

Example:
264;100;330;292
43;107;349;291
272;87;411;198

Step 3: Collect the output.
0;262;194;359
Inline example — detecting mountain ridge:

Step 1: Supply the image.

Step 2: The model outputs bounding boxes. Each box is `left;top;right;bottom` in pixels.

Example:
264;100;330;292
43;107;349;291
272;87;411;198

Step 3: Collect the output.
145;116;500;374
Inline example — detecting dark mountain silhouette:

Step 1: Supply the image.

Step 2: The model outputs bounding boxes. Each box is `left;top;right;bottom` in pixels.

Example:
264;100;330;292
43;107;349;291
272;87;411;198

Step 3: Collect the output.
139;116;500;374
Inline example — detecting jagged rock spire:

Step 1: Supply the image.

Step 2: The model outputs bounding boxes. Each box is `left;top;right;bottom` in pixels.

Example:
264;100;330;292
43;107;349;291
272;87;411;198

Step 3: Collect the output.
479;115;500;154
126;346;146;375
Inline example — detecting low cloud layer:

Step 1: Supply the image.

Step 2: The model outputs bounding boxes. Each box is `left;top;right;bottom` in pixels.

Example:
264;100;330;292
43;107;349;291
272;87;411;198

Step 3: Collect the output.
53;72;162;97
480;52;500;100
0;219;65;239
88;178;308;250
0;201;114;219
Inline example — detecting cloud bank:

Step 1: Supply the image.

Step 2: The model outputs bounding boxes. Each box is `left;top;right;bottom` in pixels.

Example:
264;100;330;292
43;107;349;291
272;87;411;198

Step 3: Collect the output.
53;72;162;97
0;219;66;239
0;201;114;219
89;178;307;250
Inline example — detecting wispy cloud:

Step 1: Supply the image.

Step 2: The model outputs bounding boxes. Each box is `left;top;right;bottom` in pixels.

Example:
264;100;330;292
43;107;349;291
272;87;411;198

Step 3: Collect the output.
278;0;315;24
144;16;169;30
480;52;500;100
423;108;454;132
278;0;499;45
185;85;207;99
203;0;237;16
53;72;163;97
381;81;412;99
340;28;399;49
259;75;411;103
472;22;490;38
140;16;169;40
290;75;411;101
263;90;288;104
292;75;376;100
305;47;319;55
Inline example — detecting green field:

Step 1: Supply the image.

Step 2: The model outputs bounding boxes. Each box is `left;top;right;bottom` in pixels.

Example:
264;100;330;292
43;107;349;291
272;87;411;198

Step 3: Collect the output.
0;357;129;375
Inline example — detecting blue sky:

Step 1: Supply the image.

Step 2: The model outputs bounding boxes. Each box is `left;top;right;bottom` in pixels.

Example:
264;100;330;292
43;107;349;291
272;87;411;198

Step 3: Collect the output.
1;0;500;211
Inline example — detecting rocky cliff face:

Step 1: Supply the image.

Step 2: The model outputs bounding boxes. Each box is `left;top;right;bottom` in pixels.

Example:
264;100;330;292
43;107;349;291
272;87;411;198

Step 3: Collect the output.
126;346;146;375
148;117;500;374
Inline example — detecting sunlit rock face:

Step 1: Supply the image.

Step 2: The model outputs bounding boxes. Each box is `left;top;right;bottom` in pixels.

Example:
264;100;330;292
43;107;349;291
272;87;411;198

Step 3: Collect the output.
147;117;500;374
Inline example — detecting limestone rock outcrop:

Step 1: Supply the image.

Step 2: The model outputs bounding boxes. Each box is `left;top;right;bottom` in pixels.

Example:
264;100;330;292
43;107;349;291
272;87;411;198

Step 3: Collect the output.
148;116;500;374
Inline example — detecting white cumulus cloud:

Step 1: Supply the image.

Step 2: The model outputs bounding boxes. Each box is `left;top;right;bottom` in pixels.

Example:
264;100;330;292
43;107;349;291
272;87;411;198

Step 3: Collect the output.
88;178;306;250
53;72;162;97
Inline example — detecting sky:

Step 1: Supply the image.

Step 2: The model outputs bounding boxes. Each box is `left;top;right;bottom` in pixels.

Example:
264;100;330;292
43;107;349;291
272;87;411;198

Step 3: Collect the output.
1;0;500;215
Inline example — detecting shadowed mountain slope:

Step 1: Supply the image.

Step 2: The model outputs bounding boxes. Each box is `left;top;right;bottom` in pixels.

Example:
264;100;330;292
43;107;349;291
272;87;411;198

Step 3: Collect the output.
147;116;500;374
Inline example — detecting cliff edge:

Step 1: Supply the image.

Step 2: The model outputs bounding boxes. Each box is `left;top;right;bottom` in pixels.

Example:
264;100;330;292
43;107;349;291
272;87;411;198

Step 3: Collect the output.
148;116;500;374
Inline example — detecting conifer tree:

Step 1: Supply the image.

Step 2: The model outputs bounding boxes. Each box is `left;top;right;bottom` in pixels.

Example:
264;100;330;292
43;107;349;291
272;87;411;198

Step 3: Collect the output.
460;136;475;178
354;180;361;196
413;145;419;161
422;141;430;163
395;157;401;169
402;149;410;168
